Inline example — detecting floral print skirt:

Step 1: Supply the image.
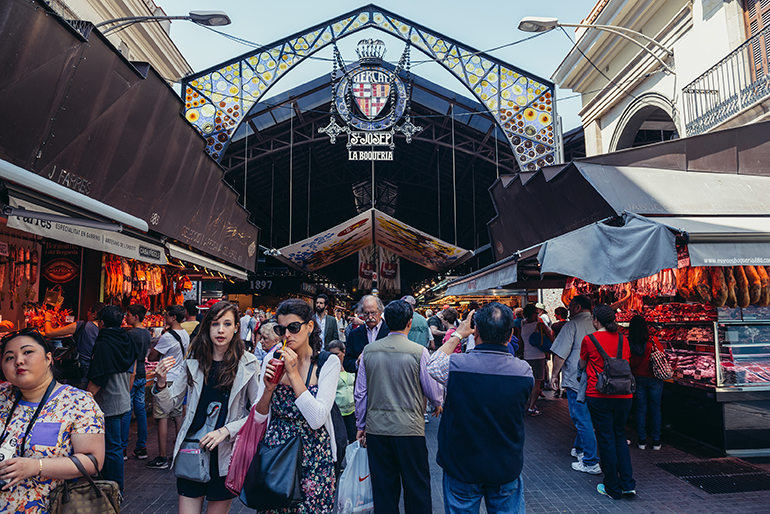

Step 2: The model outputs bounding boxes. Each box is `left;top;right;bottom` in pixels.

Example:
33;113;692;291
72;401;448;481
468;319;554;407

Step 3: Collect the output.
258;384;335;514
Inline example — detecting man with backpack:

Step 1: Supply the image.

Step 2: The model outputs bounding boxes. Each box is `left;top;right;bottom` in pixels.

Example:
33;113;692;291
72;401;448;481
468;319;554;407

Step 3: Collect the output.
146;304;189;470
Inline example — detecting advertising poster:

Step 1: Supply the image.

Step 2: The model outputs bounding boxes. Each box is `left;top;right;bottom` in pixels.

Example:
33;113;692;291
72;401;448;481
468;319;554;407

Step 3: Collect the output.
379;247;400;295
39;241;82;318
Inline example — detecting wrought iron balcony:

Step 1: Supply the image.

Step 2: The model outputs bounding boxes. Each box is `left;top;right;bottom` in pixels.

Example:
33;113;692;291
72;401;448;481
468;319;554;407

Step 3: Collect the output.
683;25;770;135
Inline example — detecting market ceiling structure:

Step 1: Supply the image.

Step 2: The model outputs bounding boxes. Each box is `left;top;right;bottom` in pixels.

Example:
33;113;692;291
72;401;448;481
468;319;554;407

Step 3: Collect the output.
219;68;511;287
181;5;558;172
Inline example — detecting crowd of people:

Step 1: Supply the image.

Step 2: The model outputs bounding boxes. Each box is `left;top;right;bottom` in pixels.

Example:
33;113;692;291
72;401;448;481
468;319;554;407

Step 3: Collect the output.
0;290;666;513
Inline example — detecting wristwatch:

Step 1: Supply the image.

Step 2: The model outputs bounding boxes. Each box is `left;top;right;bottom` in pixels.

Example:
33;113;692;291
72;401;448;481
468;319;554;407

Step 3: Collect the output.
449;332;462;341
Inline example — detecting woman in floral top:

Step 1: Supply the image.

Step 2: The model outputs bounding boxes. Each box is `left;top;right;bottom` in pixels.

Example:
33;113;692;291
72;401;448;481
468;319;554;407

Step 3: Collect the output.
0;330;105;513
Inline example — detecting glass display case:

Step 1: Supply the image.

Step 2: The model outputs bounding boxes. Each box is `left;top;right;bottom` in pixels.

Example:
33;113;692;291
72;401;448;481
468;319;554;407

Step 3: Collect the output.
717;321;770;388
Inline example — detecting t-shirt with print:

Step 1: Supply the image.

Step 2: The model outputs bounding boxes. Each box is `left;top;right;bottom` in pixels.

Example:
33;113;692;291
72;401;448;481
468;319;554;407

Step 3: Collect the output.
428;315;444;347
154;329;190;383
580;330;633;399
0;383;104;514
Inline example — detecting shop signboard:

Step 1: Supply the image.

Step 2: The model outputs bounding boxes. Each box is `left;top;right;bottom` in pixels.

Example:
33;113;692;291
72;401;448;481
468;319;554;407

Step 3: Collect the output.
7;198;167;265
39;241;81;317
224;277;303;295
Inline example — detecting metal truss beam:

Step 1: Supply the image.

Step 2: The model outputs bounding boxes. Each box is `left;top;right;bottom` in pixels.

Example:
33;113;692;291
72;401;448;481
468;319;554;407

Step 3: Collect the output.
181;4;558;171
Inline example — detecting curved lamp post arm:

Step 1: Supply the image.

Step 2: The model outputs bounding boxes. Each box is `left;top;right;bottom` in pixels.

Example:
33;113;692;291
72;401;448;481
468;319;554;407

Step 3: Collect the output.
559;23;673;57
560;23;674;74
95;11;230;35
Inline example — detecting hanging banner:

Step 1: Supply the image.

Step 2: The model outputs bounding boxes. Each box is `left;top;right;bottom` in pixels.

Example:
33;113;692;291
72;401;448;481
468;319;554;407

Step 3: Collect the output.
378;247;400;295
274;211;373;272
39;241;82;317
373;210;473;271
358;245;376;292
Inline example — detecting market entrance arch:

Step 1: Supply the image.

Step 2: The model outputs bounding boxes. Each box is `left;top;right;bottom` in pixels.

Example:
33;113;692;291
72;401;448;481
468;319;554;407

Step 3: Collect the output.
181;4;558;172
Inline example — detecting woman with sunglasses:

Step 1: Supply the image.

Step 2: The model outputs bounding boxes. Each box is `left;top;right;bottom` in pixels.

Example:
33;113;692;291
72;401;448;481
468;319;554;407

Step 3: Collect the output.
254;299;341;513
153;301;260;514
0;330;105;513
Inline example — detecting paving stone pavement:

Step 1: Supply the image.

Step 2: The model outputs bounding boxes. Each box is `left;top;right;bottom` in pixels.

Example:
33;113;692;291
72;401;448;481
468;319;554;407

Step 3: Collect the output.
120;391;770;513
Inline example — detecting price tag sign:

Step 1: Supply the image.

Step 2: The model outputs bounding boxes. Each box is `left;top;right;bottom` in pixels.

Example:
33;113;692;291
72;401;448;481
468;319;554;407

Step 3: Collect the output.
677;245;690;268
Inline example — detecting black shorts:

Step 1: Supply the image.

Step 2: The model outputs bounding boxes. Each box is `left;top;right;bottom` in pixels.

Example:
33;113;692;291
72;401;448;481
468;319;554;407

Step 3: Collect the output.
176;450;235;501
526;358;546;381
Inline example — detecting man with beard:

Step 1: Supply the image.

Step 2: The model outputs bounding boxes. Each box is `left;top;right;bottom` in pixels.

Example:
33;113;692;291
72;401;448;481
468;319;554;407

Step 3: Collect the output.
344;294;389;373
87;305;139;496
313;293;339;349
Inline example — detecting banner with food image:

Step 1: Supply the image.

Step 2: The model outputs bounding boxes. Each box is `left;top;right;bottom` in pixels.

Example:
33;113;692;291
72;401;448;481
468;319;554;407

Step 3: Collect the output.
378;247;400;295
358;245;376;292
274;211;373;272
39;241;82;317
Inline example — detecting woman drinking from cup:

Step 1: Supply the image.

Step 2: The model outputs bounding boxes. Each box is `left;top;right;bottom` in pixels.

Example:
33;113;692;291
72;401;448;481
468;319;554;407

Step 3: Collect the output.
0;330;105;513
153;301;260;514
254;299;341;513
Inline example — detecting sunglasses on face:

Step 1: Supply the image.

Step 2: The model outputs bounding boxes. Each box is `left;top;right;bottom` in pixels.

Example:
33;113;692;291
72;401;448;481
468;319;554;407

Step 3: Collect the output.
273;321;309;336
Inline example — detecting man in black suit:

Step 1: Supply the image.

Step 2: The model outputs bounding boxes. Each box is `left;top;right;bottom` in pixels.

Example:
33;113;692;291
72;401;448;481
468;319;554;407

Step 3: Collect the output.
314;293;339;349
343;294;389;373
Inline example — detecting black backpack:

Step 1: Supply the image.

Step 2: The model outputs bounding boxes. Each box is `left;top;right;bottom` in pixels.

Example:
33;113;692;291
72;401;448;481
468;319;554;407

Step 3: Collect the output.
309;351;348;459
589;333;636;396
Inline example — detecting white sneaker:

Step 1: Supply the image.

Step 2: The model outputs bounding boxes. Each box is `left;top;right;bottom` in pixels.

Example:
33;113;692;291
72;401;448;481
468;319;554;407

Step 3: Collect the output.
572;461;602;475
638;444;647;450
570;448;584;461
653;442;662;450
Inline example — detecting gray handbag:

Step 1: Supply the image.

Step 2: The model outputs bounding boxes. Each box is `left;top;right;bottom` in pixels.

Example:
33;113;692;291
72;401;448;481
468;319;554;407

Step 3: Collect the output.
175;401;222;483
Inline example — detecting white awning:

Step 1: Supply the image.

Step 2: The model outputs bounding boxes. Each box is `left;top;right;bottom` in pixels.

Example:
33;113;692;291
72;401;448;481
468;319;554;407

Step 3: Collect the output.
0;158;148;231
167;243;248;281
7;197;166;265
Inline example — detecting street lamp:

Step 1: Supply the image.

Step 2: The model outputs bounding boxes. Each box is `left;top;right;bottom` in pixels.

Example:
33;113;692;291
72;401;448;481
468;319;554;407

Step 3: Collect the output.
518;16;674;73
96;11;231;35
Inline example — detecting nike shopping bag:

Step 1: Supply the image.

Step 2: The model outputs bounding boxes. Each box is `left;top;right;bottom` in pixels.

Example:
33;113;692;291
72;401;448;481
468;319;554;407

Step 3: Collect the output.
337;441;374;514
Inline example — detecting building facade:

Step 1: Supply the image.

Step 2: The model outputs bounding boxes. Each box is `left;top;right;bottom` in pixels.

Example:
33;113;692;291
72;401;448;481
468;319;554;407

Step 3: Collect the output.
553;0;769;156
44;0;191;81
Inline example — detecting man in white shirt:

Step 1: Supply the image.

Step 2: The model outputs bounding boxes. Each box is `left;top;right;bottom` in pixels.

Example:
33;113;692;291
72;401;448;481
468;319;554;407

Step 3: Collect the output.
240;308;254;343
343;295;389;373
146;304;190;469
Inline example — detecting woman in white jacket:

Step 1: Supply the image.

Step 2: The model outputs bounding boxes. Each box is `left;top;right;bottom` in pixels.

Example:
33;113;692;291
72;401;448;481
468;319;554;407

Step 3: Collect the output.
255;298;340;514
154;301;260;514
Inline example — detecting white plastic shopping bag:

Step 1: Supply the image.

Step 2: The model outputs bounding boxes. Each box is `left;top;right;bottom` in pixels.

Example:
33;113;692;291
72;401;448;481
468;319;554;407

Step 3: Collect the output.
337;441;374;514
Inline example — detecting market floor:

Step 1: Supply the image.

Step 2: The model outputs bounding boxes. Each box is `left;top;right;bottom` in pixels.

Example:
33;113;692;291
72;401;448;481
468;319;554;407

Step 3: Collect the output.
120;392;770;513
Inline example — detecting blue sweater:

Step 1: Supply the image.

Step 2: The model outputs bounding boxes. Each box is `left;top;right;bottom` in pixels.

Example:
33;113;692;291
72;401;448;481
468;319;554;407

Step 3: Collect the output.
437;343;534;484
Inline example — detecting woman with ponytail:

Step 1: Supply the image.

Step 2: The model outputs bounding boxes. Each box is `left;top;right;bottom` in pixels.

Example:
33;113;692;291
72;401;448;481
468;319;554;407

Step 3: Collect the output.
579;304;636;500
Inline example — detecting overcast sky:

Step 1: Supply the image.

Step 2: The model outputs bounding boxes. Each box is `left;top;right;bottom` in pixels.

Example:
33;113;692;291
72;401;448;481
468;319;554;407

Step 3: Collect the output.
159;0;599;131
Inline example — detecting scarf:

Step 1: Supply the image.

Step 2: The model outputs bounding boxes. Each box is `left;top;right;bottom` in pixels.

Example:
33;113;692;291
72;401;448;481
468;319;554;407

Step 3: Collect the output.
87;327;138;388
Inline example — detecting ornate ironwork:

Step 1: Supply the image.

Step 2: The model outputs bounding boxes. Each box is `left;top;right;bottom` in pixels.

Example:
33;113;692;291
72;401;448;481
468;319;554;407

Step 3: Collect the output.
181;4;556;170
683;23;770;135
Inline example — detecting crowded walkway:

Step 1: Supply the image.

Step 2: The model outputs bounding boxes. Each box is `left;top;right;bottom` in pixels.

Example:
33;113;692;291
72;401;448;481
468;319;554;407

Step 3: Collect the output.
119;389;770;514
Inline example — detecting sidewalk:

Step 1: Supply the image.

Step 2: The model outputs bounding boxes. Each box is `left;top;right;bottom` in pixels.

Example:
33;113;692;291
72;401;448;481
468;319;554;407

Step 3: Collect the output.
120;392;770;513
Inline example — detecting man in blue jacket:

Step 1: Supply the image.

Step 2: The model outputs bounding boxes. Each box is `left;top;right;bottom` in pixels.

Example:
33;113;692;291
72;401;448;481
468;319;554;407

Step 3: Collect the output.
428;302;534;513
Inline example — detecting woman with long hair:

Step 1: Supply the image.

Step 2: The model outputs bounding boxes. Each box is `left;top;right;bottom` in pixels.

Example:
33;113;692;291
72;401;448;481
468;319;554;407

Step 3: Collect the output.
579;305;635;500
0;330;105;513
628;315;664;451
153;301;260;514
254;298;341;513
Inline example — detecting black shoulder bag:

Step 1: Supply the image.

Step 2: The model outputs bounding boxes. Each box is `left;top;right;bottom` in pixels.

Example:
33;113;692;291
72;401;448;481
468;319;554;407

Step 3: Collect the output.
53;323;87;382
239;367;305;510
589;333;636;396
168;329;187;358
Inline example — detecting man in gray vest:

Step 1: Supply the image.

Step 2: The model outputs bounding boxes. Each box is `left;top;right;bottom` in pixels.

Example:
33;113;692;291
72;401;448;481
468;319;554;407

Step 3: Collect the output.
354;299;444;514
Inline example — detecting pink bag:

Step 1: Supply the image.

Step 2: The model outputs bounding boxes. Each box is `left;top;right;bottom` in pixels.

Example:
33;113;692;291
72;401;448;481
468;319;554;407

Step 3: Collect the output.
225;405;267;495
